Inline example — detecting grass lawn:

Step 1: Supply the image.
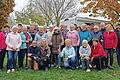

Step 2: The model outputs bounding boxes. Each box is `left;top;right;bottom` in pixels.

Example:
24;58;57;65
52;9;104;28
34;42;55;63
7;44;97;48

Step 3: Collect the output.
1;54;120;80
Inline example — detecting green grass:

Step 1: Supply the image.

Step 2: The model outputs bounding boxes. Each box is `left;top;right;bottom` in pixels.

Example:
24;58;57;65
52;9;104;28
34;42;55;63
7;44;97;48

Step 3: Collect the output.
1;67;120;80
0;54;120;80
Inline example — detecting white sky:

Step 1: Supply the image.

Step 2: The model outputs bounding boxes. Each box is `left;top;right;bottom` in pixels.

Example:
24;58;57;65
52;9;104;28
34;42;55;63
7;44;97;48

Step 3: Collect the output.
14;0;29;11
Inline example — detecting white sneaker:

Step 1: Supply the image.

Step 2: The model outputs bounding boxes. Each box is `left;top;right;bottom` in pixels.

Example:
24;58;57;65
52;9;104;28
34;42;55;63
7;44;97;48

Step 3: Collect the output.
86;69;91;72
11;69;15;72
7;69;11;73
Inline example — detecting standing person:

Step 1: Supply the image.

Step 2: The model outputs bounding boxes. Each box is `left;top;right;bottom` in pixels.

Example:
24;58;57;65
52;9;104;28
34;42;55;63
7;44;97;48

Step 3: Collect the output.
19;26;32;68
34;26;48;46
51;27;64;67
104;23;118;68
91;25;103;45
17;24;23;34
0;27;6;71
47;25;54;66
66;24;80;67
100;22;106;35
6;26;22;73
60;39;76;69
79;24;92;46
115;24;120;67
29;24;37;40
79;40;91;72
91;38;107;71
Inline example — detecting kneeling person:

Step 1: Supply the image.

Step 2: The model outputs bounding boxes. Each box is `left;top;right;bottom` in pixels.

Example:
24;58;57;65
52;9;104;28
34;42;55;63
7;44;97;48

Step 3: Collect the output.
27;41;40;70
79;40;91;72
60;39;76;69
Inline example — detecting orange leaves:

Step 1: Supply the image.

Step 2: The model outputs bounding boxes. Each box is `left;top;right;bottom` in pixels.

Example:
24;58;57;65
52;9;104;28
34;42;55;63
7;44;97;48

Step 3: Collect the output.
81;0;120;23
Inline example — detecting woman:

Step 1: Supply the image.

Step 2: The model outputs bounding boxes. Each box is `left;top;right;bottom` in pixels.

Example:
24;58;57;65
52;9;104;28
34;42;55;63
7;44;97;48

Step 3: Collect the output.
51;27;64;67
79;24;92;46
60;39;76;69
104;24;118;68
34;26;48;46
19;26;32;68
31;39;51;71
6;26;22;73
66;24;80;67
0;27;6;71
79;40;91;72
91;38;107;70
91;25;103;45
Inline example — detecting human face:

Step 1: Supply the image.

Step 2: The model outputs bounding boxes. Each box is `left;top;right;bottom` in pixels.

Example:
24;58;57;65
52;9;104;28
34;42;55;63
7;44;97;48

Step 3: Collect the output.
23;27;28;33
93;41;98;46
39;27;44;33
70;25;75;31
17;26;22;33
65;40;71;47
106;24;113;31
40;40;47;47
12;28;18;33
82;43;88;47
32;41;37;47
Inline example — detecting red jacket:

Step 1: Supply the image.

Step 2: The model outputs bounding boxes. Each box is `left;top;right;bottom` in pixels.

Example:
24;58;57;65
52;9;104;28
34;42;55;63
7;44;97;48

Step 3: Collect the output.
91;42;107;58
104;31;118;49
0;31;6;49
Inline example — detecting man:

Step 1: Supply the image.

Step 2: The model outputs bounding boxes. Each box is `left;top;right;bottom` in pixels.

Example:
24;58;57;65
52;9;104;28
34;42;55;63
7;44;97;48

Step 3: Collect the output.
27;41;40;70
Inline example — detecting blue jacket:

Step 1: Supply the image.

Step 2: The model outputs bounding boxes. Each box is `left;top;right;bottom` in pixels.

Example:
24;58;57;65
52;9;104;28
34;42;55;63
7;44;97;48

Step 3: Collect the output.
79;30;92;46
20;32;32;49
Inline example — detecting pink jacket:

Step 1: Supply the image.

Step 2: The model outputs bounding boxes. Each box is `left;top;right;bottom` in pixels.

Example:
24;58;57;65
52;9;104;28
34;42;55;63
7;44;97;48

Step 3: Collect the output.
66;30;80;46
0;31;6;49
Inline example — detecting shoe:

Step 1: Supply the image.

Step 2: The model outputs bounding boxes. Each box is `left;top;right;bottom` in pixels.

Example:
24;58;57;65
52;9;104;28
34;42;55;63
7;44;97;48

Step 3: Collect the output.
11;69;15;72
45;67;48;71
107;65;114;69
86;69;91;72
7;69;11;73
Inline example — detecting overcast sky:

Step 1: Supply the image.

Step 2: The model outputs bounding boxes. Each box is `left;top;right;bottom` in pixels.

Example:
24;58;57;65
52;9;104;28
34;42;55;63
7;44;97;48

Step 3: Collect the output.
14;0;29;11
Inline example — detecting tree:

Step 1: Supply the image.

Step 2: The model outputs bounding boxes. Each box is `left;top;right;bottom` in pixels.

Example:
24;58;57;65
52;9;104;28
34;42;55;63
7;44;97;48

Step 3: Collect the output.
0;0;15;29
81;0;120;23
31;0;79;26
15;1;45;25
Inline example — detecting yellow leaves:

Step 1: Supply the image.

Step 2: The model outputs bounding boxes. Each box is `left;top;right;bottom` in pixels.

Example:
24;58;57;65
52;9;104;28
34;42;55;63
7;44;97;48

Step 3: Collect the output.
81;0;120;23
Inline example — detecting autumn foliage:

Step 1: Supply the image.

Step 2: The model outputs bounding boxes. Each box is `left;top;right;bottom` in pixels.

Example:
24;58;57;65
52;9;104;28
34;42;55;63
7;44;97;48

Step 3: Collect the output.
0;0;15;29
81;0;120;23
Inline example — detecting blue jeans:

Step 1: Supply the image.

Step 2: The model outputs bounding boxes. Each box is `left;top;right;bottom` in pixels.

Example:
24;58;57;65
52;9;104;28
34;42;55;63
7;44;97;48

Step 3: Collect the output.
73;46;79;67
64;57;76;68
117;48;120;66
7;51;18;69
81;59;90;70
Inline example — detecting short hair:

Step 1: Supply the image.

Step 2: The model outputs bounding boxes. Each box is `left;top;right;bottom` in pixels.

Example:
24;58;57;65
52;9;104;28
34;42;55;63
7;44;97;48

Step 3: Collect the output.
82;40;88;44
92;38;99;42
65;39;71;43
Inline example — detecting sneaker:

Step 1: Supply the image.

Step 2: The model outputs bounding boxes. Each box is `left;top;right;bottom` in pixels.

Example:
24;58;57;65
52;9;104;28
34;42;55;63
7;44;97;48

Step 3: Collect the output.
107;65;114;69
86;69;91;72
11;69;15;72
7;69;11;73
45;67;48;71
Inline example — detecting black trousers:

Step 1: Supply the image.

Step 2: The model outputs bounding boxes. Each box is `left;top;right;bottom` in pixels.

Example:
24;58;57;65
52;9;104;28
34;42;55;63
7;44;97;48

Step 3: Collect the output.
0;49;6;69
92;56;107;70
18;49;27;68
105;48;114;66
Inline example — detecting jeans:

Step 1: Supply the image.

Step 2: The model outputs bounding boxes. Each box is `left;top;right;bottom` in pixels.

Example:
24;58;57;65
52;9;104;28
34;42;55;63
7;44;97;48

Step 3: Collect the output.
105;48;114;66
18;49;27;67
64;57;76;68
81;59;90;70
0;49;6;69
117;48;120;66
73;46;79;67
7;51;18;69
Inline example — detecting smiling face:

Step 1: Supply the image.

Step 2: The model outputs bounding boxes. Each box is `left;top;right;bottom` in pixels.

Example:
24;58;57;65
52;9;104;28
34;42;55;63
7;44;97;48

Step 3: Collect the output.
93;41;98;46
65;39;71;47
12;27;18;33
106;24;113;31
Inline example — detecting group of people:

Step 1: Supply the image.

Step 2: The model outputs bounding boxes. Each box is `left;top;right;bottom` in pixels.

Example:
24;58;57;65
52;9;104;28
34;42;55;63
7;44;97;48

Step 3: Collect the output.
0;22;120;73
